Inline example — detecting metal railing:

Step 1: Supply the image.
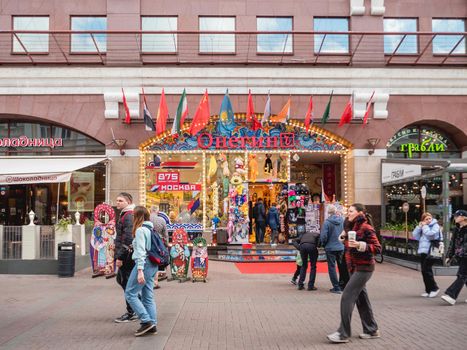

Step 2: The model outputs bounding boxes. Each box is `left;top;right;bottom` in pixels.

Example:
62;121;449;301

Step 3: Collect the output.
2;226;22;260
39;226;55;259
0;30;465;66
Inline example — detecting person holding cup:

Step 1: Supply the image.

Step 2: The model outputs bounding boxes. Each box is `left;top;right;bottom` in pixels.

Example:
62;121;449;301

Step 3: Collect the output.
327;203;381;343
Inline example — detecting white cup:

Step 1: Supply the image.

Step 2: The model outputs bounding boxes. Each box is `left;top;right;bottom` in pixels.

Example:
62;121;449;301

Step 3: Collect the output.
348;231;356;241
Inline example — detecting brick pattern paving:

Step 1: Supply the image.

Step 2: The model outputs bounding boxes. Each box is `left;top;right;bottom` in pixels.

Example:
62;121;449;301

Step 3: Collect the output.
0;262;465;350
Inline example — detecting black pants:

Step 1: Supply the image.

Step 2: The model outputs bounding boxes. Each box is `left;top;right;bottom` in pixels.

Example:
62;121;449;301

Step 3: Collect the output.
116;253;135;314
420;253;439;293
338;271;378;339
292;264;301;280
338;252;350;289
299;243;318;288
445;257;467;300
255;221;266;243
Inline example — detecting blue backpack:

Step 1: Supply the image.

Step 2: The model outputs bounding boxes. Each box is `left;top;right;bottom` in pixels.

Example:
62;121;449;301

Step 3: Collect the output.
142;224;170;269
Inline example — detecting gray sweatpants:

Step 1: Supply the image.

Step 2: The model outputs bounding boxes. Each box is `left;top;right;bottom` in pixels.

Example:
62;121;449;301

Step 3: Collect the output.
337;271;378;338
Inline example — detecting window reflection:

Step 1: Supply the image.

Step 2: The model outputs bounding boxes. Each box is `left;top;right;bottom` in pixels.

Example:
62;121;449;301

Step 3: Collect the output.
13;16;49;53
314;18;349;53
142;17;178;53
71;17;107;52
257;17;293;53
384;18;418;54
432;19;466;54
199;17;235;53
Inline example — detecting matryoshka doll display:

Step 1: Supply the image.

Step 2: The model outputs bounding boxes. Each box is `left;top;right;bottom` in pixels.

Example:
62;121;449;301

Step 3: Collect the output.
90;203;116;278
191;237;208;282
168;228;191;282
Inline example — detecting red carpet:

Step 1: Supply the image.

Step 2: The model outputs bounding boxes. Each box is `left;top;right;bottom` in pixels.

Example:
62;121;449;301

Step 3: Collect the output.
235;262;329;274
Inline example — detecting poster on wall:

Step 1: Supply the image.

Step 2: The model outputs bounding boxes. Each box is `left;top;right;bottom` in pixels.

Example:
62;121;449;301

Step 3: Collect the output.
68;172;95;212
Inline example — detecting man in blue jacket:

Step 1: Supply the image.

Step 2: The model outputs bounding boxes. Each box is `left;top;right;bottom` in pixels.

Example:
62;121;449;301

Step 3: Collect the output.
320;205;345;293
267;203;280;244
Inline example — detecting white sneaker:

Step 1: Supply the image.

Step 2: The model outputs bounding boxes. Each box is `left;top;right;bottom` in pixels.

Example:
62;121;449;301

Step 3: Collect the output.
441;294;456;305
359;330;381;339
327;332;349;343
428;289;440;298
421;292;429;297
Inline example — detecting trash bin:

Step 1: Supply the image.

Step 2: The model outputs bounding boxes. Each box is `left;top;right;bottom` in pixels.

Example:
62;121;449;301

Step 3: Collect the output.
58;242;75;277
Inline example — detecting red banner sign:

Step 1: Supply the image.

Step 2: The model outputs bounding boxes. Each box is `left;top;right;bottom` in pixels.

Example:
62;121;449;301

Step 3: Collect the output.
197;132;296;150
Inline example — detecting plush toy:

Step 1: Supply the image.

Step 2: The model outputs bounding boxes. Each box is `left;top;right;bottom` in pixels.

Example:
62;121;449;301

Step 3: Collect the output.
264;153;273;174
207;155;218;184
230;172;243;185
234;156;247;176
219;153;230;177
249;154;259;182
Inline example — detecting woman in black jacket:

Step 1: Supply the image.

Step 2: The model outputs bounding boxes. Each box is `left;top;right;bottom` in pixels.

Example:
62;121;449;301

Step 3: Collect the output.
441;209;467;305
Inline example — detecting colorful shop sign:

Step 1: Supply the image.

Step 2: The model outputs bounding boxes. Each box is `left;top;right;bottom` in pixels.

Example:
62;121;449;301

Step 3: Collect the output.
197;132;296;150
150;183;201;192
387;127;451;158
399;138;446;158
156;172;180;184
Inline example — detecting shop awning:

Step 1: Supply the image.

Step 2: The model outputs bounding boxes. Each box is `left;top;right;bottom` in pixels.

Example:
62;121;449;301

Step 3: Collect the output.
0;155;109;185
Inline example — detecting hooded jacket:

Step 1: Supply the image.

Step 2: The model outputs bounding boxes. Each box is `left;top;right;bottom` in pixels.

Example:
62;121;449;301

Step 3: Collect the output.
132;221;153;270
266;207;280;230
115;204;136;261
320;215;345;252
412;218;443;255
446;224;467;259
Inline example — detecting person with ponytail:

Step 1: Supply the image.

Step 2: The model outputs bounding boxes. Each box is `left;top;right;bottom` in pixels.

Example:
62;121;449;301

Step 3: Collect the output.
327;203;381;343
124;206;158;337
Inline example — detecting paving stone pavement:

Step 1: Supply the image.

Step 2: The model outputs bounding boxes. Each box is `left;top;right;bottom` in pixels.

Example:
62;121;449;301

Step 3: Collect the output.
0;261;466;350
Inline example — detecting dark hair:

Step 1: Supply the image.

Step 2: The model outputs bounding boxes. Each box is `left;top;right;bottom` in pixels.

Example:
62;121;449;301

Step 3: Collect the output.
132;206;150;237
271;202;277;207
350;203;374;227
117;192;133;204
257;198;263;202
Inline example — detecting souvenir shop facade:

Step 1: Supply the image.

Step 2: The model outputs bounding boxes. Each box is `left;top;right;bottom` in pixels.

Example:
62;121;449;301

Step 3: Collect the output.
0;119;108;225
139;114;351;244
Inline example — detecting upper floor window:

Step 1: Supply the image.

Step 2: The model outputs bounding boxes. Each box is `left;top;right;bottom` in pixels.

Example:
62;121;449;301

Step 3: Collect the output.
384;18;418;54
13;16;49;53
71;17;107;53
314;18;349;53
142;16;177;53
257;17;293;53
432;19;466;54
199;17;235;53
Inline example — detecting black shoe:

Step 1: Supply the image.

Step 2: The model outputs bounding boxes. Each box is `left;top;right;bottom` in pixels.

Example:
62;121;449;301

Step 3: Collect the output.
148;325;158;335
298;285;304;290
330;288;342;294
135;322;156;336
114;312;137;323
307;286;317;291
291;279;297;285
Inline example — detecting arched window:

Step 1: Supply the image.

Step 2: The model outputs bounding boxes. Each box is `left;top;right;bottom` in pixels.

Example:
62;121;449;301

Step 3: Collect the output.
387;125;460;159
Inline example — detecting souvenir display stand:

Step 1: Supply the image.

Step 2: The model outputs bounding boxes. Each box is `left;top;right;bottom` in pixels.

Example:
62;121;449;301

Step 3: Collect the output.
191;237;209;282
90;203;116;278
168;228;191;283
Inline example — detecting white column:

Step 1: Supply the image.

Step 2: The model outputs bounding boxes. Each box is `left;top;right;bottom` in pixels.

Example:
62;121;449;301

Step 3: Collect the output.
72;224;86;256
21;225;40;260
0;225;3;259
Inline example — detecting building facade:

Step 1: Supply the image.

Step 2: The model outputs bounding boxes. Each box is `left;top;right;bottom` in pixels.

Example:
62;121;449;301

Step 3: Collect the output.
0;0;466;244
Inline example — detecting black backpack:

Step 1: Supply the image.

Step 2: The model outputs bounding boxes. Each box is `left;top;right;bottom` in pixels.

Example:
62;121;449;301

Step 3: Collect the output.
142;224;170;269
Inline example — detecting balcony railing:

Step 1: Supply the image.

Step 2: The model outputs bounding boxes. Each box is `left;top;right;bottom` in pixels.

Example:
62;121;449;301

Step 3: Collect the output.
1;30;466;66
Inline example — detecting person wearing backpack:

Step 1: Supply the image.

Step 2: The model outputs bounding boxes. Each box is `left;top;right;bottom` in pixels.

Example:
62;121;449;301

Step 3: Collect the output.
125;206;159;336
114;192;137;323
150;205;169;289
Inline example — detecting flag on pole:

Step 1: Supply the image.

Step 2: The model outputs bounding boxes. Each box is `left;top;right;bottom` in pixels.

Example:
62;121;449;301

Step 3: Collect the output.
217;89;236;136
321;91;333;125
155;88;169;135
270;97;290;123
362;91;375;127
338;93;353;127
304;96;313;131
262;92;271;125
171;88;188;137
189;89;210;136
246;89;261;131
122;88;131;124
142;88;155;131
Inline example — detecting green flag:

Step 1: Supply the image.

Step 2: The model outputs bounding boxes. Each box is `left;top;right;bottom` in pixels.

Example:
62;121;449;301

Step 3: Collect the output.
321;91;333;125
171;89;188;137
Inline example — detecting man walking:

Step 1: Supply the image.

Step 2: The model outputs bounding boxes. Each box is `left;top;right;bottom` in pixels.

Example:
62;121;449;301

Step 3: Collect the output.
320;205;345;293
253;198;267;244
114;192;137;323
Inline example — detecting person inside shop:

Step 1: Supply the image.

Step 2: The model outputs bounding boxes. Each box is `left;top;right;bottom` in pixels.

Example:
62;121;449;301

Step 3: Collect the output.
266;202;280;245
441;209;467;306
253;198;267;244
327;203;381;343
114;192;137;323
320;204;345;294
292;223;319;291
412;212;442;298
150;205;169;289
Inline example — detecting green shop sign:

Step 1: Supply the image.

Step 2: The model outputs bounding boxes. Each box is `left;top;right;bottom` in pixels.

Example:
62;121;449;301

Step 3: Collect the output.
400;138;446;158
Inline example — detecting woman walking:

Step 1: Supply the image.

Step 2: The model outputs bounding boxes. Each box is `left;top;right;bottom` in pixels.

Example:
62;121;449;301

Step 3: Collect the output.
412;212;442;298
327;203;381;343
125;206;159;336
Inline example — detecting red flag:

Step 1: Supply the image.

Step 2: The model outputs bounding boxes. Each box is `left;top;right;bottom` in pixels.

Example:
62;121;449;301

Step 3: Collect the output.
155;88;169;135
362;91;375;127
122;88;131;124
246;89;261;131
304;96;313;131
189;90;210;136
338;95;353;127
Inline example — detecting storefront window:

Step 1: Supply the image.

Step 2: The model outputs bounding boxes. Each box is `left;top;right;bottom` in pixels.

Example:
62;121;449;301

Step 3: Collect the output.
387;125;460;159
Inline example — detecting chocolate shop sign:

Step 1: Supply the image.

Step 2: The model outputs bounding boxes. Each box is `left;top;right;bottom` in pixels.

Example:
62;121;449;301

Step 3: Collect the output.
0;136;63;148
197;133;296;150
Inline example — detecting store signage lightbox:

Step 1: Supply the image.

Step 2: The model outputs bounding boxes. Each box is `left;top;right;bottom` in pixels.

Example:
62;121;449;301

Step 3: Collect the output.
382;163;422;184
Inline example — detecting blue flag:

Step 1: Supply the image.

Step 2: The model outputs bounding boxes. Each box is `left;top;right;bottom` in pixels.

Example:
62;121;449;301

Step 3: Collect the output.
217;90;236;136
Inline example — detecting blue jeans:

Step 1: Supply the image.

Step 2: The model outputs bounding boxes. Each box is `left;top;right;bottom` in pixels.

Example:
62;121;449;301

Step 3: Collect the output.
125;259;158;324
326;251;343;290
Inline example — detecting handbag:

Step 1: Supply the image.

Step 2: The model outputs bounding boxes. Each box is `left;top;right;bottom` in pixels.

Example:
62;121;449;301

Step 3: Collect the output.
428;231;444;258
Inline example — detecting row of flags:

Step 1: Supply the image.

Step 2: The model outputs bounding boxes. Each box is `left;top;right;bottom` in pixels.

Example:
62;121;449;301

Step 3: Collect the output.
121;88;376;137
